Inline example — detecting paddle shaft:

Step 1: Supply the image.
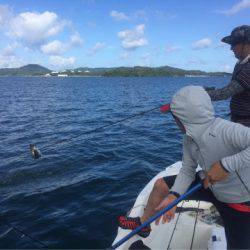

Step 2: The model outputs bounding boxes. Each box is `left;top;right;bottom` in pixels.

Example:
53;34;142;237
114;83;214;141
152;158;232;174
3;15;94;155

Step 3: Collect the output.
111;182;203;249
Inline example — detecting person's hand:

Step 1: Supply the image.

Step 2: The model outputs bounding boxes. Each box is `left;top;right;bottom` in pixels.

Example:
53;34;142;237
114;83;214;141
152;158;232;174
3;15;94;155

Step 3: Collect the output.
155;194;177;225
204;161;229;189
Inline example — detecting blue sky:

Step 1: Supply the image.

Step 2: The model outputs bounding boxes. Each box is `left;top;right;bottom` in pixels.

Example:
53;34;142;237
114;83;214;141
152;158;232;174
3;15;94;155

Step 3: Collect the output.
0;0;249;71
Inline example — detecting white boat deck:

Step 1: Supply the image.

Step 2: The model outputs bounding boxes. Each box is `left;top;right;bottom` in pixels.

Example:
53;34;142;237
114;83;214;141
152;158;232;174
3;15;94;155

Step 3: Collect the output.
113;162;227;250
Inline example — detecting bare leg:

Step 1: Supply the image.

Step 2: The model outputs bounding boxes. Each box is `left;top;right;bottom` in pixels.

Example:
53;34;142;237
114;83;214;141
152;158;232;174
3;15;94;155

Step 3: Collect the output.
141;178;169;223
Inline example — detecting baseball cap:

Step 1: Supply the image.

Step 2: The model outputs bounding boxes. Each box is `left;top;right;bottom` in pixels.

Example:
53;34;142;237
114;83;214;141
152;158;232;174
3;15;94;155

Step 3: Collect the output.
222;25;250;46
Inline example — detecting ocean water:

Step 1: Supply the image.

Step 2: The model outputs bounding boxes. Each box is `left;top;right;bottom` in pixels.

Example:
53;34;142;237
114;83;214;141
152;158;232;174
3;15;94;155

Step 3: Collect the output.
0;76;230;249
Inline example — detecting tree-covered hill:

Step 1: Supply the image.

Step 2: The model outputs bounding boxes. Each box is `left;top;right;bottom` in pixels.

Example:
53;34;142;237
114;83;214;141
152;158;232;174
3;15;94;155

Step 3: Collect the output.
0;64;231;77
0;64;51;76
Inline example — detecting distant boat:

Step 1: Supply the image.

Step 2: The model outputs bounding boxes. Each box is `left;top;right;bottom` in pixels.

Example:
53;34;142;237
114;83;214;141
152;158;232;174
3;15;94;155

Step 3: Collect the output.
113;161;227;250
57;74;68;77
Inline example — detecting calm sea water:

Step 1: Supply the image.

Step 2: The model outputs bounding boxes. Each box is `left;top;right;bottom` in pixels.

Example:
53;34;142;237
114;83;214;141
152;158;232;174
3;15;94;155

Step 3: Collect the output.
0;76;230;249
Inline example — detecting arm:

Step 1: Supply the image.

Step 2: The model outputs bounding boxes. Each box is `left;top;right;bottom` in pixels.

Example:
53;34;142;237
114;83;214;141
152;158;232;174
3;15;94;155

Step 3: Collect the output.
155;136;197;223
206;80;244;101
221;123;250;172
170;136;198;195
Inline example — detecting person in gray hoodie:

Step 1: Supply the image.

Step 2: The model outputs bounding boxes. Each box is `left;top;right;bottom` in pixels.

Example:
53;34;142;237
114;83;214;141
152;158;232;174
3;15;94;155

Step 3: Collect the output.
119;85;250;249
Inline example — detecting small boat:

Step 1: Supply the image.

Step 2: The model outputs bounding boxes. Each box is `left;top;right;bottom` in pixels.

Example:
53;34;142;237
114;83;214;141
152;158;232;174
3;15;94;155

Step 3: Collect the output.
113;161;227;249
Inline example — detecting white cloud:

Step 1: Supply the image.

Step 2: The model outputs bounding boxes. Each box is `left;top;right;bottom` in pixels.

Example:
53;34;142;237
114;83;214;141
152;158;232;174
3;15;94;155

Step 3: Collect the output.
218;0;250;15
153;10;177;20
122;38;147;50
0;5;12;27
0;42;24;68
87;42;105;56
41;40;67;55
8;11;67;45
0;55;25;68
192;38;212;50
0;7;83;68
110;10;148;22
70;32;83;47
49;55;75;68
118;24;148;50
41;32;83;55
110;10;130;21
165;45;181;53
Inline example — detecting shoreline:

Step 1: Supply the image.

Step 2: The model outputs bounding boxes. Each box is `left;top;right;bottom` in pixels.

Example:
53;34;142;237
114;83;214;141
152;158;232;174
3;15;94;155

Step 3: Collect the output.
0;75;231;78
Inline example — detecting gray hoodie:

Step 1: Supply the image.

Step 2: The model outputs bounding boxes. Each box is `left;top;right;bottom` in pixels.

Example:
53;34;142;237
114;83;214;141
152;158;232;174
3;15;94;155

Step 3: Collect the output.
170;86;250;203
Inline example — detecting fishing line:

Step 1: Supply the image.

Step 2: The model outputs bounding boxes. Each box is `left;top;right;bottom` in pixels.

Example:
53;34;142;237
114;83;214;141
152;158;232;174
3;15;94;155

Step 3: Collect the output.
6;105;169;246
190;201;200;249
30;104;170;159
0;217;48;248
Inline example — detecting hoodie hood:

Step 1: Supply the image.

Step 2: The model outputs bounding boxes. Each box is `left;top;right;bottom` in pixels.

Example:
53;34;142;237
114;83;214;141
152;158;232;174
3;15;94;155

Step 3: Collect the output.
171;86;215;139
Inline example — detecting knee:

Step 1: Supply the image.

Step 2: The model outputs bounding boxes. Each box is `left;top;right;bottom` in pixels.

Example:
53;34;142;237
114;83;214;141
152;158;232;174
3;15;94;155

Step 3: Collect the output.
153;178;169;195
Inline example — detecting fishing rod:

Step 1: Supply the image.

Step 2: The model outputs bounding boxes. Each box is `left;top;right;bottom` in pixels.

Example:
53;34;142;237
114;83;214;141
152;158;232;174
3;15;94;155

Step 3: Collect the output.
111;182;203;249
111;170;205;249
29;103;171;159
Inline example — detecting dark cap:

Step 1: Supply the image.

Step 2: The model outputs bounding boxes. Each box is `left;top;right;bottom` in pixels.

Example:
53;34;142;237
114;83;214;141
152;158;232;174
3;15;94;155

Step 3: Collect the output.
222;25;250;45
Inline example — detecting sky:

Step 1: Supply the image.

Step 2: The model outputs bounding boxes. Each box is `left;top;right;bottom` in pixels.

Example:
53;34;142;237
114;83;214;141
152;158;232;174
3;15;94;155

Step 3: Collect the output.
0;0;249;72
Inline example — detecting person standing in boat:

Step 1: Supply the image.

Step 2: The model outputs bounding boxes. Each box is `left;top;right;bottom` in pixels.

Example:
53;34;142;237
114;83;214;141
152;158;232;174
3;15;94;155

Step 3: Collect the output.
206;25;250;127
119;86;250;249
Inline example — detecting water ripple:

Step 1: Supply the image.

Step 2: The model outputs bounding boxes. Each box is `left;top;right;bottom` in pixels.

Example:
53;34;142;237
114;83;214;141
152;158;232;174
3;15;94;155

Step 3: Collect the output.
0;76;230;248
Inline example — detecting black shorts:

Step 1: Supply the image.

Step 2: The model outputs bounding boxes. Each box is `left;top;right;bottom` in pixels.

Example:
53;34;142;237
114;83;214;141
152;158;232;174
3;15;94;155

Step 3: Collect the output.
163;173;250;249
163;173;220;204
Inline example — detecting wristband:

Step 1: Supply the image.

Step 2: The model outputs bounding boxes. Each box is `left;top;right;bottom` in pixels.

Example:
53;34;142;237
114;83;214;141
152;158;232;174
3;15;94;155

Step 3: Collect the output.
169;191;181;198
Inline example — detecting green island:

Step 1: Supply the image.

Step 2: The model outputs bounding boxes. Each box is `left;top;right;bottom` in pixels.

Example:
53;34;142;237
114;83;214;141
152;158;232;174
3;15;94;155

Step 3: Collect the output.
0;64;231;77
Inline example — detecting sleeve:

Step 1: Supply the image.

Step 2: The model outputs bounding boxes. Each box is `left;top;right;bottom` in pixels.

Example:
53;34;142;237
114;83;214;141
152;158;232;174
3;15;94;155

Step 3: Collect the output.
234;63;250;90
170;136;198;195
221;123;250;172
206;80;244;101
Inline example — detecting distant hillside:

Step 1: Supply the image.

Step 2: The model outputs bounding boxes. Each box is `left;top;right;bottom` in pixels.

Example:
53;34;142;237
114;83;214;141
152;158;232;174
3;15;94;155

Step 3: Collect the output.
0;64;231;77
0;64;51;76
64;66;230;77
101;66;202;77
100;66;230;77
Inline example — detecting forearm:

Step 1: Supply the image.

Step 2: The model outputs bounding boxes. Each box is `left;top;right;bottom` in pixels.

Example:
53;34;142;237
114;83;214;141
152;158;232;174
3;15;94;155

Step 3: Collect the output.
206;80;244;101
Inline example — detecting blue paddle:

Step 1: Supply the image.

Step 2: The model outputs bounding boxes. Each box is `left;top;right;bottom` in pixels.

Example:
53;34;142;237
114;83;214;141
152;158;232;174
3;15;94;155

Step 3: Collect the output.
111;182;203;249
